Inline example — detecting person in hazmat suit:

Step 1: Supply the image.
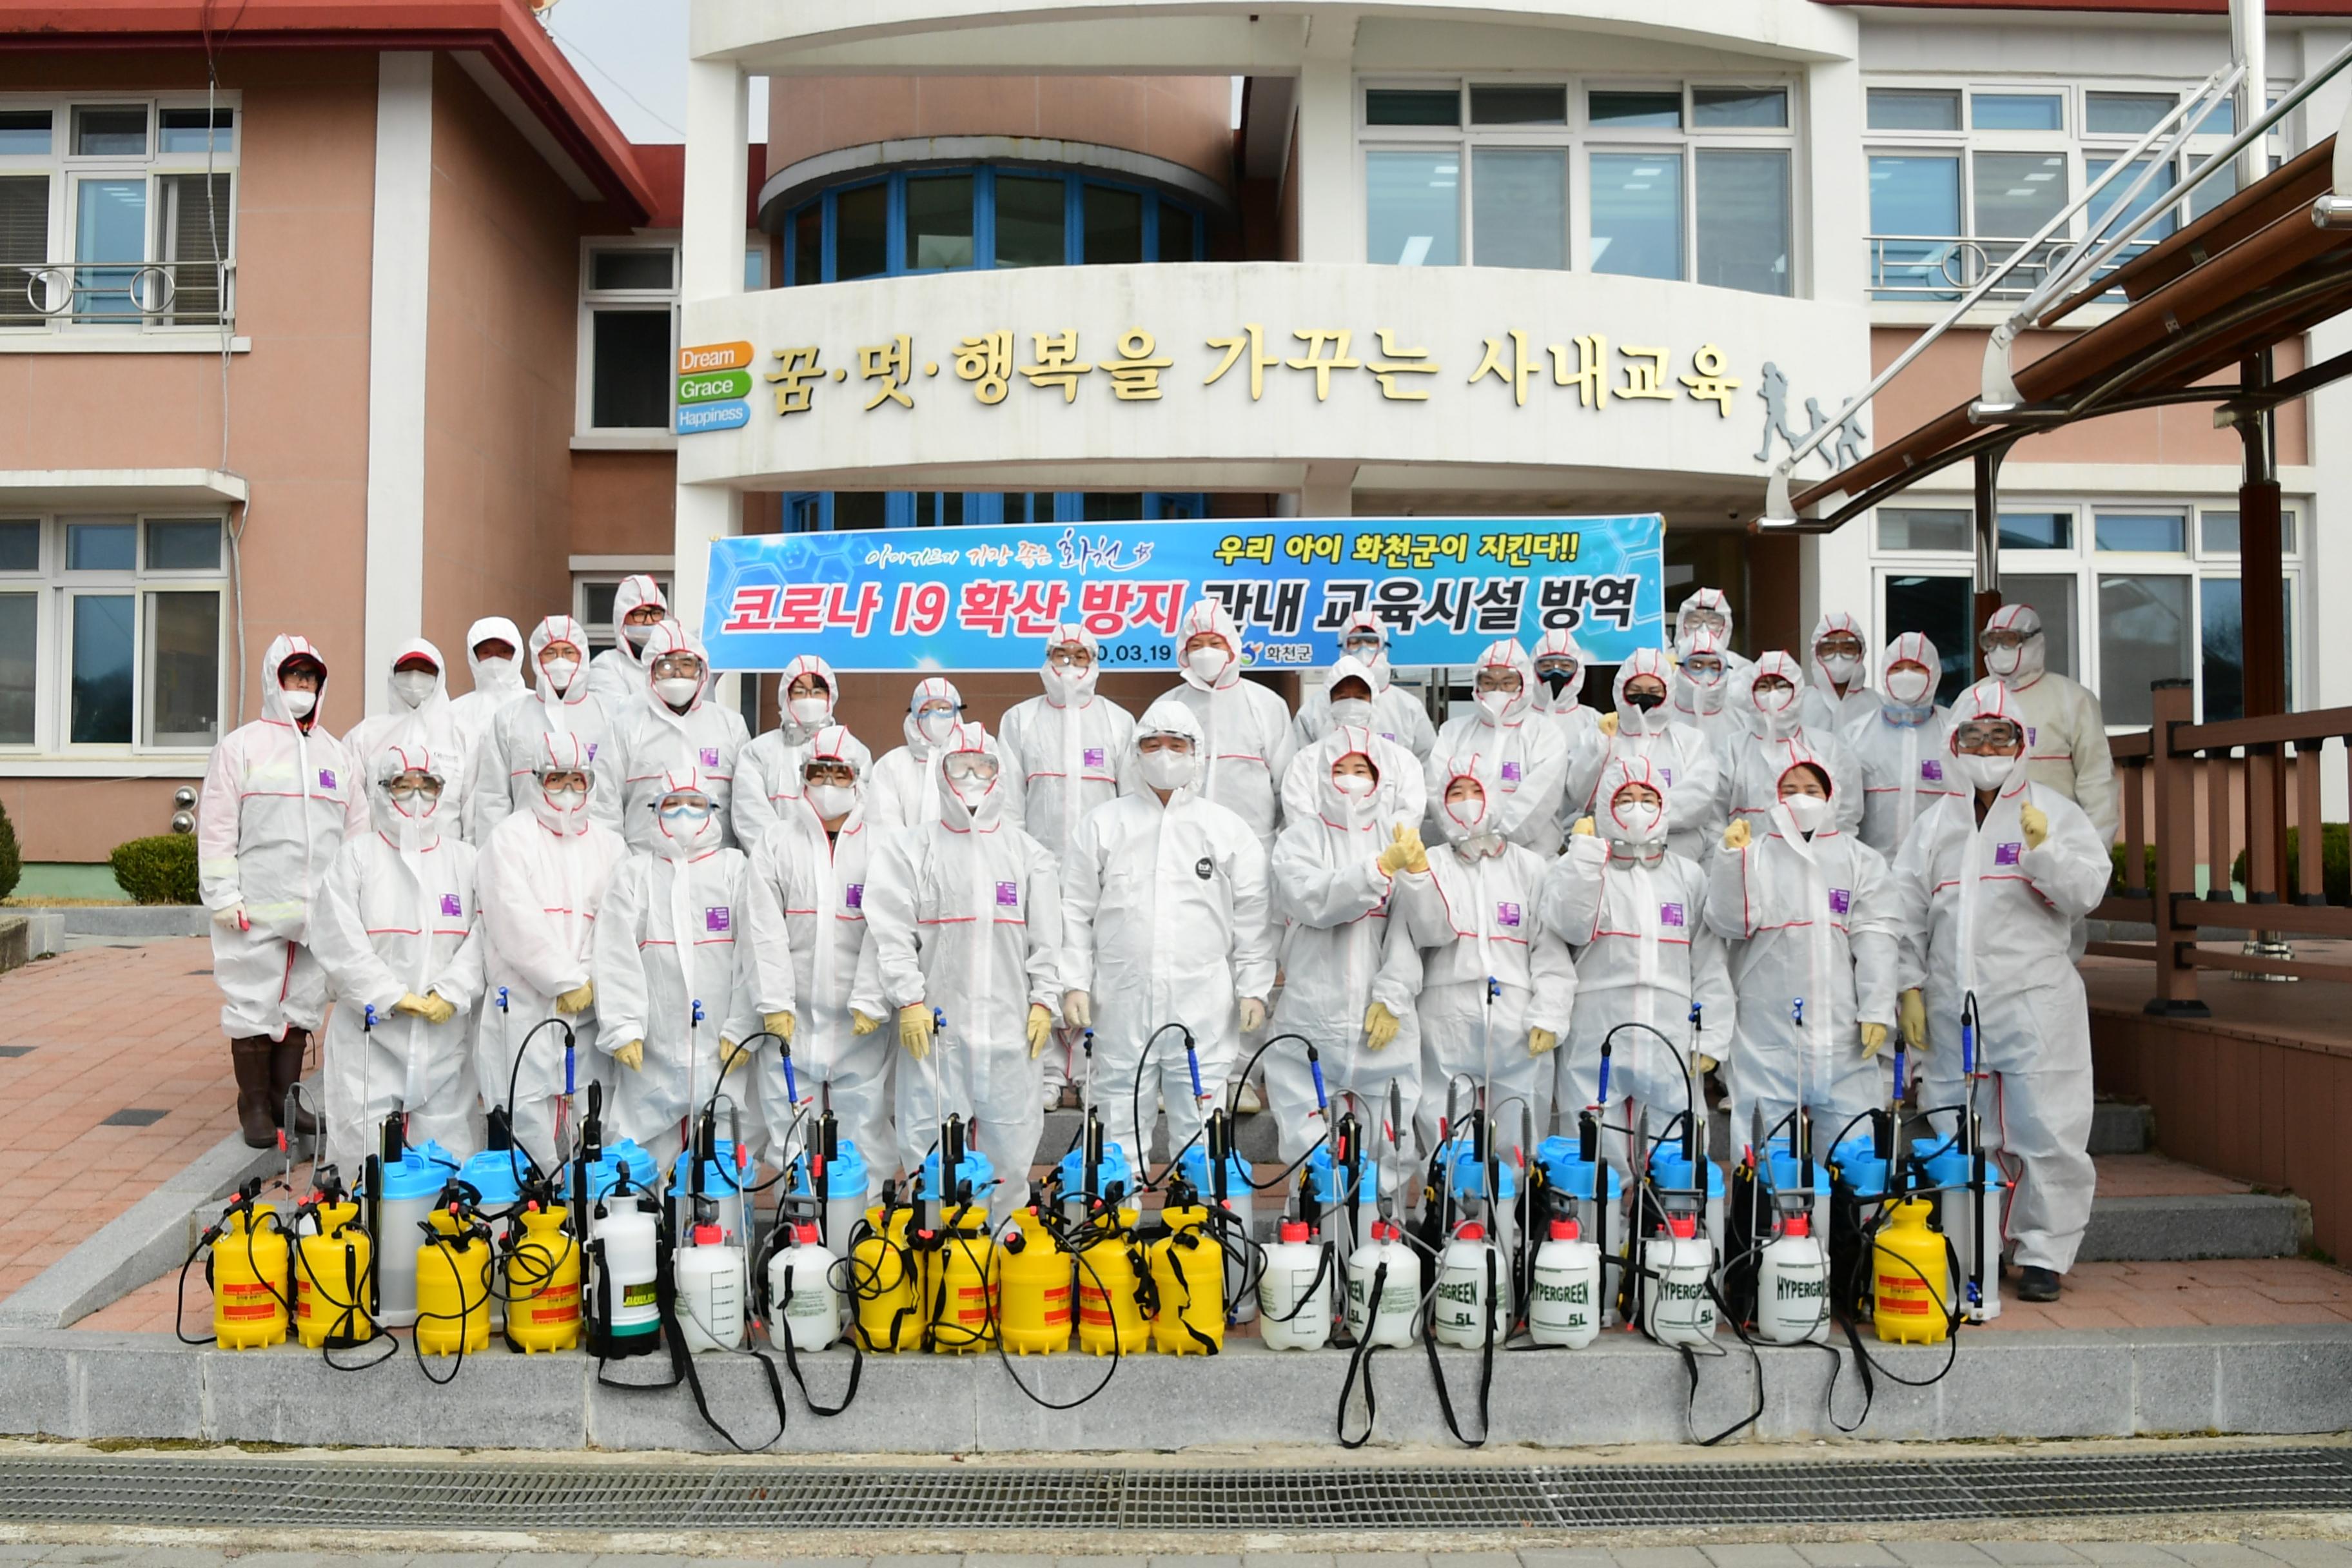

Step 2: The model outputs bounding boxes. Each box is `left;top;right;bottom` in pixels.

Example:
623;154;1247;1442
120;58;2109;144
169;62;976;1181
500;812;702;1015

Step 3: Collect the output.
745;725;891;1182
1848;632;1961;858
1674;587;1750;671
1894;680;2110;1303
1282;654;1426;836
1582;647;1723;861
343;638;472;838
586;573;670;712
1059;699;1275;1173
1669;627;1745;752
1705;744;1898;1158
866;676;1023;838
474;732;628;1175
446;616;531;837
1156;600;1297;852
1392;752;1577;1155
610;623;750;852
859;722;1063;1222
1979;602;2119;843
591;769;794;1170
1262;729;1427;1196
1531;628;1607;823
1801;611;1881;738
1290;611;1437;760
474;615;620;838
1544;756;1733;1180
1424;638;1567;854
1722;651;1863;839
199;635;370;1148
732;653;842;850
311;744;486;1176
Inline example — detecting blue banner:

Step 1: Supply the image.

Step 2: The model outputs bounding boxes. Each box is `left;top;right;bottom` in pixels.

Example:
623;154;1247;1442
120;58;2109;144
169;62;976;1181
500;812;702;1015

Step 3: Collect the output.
701;514;1664;672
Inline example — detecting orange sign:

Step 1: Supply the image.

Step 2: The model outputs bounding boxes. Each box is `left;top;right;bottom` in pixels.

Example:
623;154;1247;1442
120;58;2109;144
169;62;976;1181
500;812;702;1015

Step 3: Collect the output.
678;340;754;374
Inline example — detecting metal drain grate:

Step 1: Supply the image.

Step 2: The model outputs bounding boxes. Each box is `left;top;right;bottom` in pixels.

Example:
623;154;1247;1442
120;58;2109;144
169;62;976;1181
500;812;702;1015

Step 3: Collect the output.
0;1448;2346;1532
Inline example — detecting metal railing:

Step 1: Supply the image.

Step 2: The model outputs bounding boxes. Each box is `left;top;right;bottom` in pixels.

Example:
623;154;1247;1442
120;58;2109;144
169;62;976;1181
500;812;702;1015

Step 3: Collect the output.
0;259;236;330
2089;679;2352;999
1867;235;2090;302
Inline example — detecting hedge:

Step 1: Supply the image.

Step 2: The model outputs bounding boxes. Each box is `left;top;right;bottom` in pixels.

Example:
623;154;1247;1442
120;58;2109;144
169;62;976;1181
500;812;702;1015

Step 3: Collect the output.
110;833;198;906
2230;823;2351;905
0;794;17;902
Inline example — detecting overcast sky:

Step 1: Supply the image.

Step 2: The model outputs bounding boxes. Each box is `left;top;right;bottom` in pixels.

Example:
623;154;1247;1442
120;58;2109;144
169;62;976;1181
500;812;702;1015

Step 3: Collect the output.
541;0;765;144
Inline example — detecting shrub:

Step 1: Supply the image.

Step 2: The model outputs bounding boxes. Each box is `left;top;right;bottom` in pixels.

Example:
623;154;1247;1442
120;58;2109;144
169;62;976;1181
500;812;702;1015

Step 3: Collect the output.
0;794;17;901
2230;823;2351;905
110;833;198;905
2108;841;2157;896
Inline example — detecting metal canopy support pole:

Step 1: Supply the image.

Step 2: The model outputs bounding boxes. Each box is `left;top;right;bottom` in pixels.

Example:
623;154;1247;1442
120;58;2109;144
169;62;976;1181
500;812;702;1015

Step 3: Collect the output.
1972;447;2006;679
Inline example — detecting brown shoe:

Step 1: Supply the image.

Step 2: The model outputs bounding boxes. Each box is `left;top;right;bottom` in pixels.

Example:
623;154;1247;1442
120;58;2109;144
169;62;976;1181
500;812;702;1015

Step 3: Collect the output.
230;1037;279;1148
271;1030;319;1136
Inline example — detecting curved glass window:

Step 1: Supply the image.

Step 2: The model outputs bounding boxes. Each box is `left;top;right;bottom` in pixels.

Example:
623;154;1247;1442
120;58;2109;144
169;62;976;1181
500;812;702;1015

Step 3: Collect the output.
781;166;1205;285
785;493;1209;531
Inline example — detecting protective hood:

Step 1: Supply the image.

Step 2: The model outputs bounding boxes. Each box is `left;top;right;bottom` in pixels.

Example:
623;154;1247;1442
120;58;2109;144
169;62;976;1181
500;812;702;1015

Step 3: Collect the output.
1177;600;1245;692
1530;627;1587;715
936;720;1006;832
382;638;451;717
1983;602;2048;690
798;723;871;828
1947;678;2032;796
260;634;328;728
1596;754;1672;854
1744;650;1808;740
1337;611;1395;694
650;766;721;860
527;730;596;836
1674;587;1735;655
369;741;444;850
1318;723;1384;827
779;653;838;738
529;616;593;710
1436;751;1505;856
611;573;669;661
903;675;963;752
1321;652;1384;729
1040;622;1101;708
1808;611;1869;698
1469;638;1535;727
1673;627;1731;719
639;622;712;715
1612;647;1678;736
464;616;528;698
1769;740;1836;839
1880;631;1941;723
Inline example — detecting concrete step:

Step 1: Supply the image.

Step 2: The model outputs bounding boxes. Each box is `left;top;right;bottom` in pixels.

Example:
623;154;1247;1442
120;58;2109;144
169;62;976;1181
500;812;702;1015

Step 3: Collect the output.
2091;1098;2154;1156
2081;1192;2308;1262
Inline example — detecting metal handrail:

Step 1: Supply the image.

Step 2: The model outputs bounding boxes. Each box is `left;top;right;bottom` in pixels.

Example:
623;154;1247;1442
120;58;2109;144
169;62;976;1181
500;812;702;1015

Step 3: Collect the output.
0;258;235;327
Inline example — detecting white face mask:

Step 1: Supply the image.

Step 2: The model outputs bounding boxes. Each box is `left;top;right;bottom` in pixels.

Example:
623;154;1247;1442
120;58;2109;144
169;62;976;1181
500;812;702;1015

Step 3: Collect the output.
1885;667;1934;707
1328;698;1373;730
1951;750;2019;793
280;687;316;719
658;799;718;855
788;694;830;729
1333;772;1376;798
1610;801;1665;848
1136;746;1197;792
1185;645;1230;684
623;621;656;652
1819;652;1861;684
1444;789;1488;834
475;654;521;689
654;676;700;710
916;707;956;745
1475;689;1513;723
1984;645;2022;678
1753;683;1801;738
805;783;856;821
949;774;995;808
1781;794;1831;835
1045;659;1099;703
540;657;580;694
391;670;437;709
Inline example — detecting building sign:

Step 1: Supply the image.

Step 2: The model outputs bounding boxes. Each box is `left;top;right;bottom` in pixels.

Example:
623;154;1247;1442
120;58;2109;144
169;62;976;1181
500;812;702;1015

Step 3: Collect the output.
675;341;754;435
701;514;1664;673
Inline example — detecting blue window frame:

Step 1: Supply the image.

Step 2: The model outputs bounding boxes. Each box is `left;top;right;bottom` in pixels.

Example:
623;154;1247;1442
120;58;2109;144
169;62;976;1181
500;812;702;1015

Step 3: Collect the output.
782;166;1208;285
783;493;1210;530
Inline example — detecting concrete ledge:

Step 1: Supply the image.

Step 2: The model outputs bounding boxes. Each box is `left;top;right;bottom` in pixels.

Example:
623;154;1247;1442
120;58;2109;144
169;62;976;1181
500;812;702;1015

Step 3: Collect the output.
60;904;205;939
3;1323;2348;1452
2080;1193;2309;1262
0;915;24;975
2089;1100;2153;1157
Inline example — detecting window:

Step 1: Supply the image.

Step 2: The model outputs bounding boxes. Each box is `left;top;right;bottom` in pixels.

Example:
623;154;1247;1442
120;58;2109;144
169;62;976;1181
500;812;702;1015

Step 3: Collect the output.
782;492;1209;530
1877;507;1972;554
1358;77;1796;293
781;167;1206;284
579;240;677;433
574;573;672;660
0;97;238;332
0;514;226;751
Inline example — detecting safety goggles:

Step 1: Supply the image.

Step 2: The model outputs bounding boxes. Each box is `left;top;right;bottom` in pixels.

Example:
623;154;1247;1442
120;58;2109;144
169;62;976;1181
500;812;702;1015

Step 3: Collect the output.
803;760;856;787
1816;634;1865;659
942;753;999;784
1045;645;1094;670
535;770;590;793
1751;676;1796;698
1681;609;1728;633
386;774;444;801
1954;720;2024;752
1342;634;1384;659
649;656;704;681
1980;627;2037;652
658;795;713;819
1534;659;1578;679
1474;669;1523;694
1683;657;1725;680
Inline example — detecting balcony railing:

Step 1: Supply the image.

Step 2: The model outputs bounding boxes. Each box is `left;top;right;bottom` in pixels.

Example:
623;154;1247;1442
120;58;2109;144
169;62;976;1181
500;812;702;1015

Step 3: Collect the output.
0;259;236;331
1866;235;2156;304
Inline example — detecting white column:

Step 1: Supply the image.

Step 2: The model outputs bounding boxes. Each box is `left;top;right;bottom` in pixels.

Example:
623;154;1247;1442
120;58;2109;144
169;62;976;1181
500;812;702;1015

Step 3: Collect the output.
1803;57;1867;303
1298;461;1357;518
674;57;751;707
363;50;433;716
1291;23;1358;265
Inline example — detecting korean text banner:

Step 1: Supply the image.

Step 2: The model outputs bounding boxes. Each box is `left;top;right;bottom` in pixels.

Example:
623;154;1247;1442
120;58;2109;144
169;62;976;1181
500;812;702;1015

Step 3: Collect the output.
701;514;1664;672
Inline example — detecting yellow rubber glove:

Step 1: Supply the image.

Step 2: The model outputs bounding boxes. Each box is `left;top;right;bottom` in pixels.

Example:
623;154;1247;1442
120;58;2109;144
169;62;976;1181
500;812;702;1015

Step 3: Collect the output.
1698;1054;1720;1074
1598;712;1619;737
1898;988;1928;1052
614;1039;644;1072
2019;801;2049;851
1026;1003;1053;1059
763;1010;796;1043
1527;1026;1559;1057
1571;816;1596;838
721;1039;748;1075
1375;825;1422;876
1400;828;1428;875
1721;819;1752;851
1063;990;1093;1030
850;1009;883;1037
1364;1001;1400;1052
898;1003;934;1061
418;992;457;1026
553;982;594;1015
391;992;435;1019
1238;996;1267;1034
1861;1021;1890;1060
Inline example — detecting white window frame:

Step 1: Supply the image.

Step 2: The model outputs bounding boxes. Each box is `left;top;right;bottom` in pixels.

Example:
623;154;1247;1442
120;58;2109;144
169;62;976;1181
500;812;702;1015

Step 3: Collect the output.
575;234;680;438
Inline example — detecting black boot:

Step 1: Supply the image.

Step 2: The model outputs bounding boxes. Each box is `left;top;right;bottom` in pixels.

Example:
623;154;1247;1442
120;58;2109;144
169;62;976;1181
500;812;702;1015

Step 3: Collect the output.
2015;1265;2063;1302
230;1037;277;1148
271;1030;319;1137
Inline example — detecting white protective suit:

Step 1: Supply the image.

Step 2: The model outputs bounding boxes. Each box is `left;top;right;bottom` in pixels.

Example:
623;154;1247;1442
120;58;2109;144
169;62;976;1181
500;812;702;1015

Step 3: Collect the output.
732;654;841;852
1282;656;1426;835
344;638;473;843
1263;727;1427;1193
609;623;750;853
313;743;487;1177
1157;600;1297;851
586;573;668;714
745;725;892;1184
199;634;369;1041
1849;632;1962;858
1983;603;2119;842
475;616;620;839
1723;651;1864;838
867;677;1024;839
1290;611;1438;760
590;769;794;1171
1061;699;1276;1170
1424;638;1568;854
1393;752;1578;1155
1583;648;1724;862
1705;741;1899;1155
858;722;1064;1220
1674;587;1752;671
447;616;531;839
1542;756;1734;1173
1531;628;1607;827
1671;627;1747;754
996;625;1134;861
473;732;628;1173
1801;611;1883;738
1896;680;2111;1275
